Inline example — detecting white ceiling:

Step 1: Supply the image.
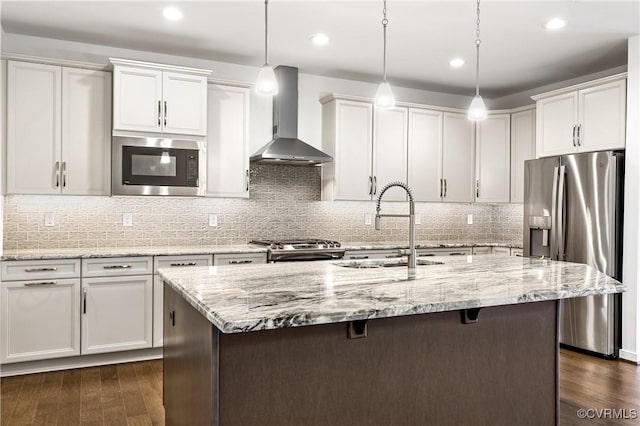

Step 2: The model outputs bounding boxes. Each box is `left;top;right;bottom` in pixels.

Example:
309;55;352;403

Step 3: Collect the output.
1;1;638;97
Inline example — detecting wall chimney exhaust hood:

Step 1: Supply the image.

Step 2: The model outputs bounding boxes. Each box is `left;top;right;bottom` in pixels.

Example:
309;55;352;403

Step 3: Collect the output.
250;66;333;165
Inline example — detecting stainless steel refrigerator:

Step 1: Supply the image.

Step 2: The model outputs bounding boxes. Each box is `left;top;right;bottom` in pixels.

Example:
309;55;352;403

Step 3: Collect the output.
524;151;623;358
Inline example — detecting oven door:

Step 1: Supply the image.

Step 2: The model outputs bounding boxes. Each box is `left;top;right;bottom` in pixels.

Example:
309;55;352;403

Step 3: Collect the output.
112;136;206;196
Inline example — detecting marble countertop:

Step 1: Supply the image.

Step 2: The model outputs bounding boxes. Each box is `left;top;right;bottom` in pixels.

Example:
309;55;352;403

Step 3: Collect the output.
158;255;625;334
1;241;521;260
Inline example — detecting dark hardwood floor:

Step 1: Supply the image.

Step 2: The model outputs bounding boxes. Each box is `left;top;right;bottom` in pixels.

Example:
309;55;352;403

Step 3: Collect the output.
1;349;638;425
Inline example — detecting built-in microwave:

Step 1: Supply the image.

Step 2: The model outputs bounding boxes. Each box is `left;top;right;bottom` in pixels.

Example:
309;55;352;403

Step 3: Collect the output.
112;136;206;196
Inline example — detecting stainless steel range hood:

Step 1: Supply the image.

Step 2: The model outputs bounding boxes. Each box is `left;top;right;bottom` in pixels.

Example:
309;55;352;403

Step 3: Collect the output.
250;66;333;165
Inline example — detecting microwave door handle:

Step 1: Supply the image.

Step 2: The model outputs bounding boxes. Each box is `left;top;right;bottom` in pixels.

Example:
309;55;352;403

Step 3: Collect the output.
557;165;566;261
550;166;559;260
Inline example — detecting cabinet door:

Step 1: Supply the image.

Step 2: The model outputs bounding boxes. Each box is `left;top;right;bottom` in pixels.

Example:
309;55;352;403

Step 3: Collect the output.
1;279;80;363
113;66;163;133
476;114;511;203
206;84;250;197
578;79;626;151
7;61;62;194
373;107;408;201
536;92;578;157
442;112;475;203
61;68;112;195
408;109;442;202
333;100;374;200
81;275;153;355
162;72;208;136
510;109;535;203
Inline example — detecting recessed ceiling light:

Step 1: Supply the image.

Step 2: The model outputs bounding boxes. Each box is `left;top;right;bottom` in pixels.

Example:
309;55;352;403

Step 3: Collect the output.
449;58;466;68
545;18;567;30
163;7;183;21
310;33;330;46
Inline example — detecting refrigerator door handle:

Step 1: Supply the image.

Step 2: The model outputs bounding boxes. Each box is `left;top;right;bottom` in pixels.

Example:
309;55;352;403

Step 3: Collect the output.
557;165;566;261
551;166;560;260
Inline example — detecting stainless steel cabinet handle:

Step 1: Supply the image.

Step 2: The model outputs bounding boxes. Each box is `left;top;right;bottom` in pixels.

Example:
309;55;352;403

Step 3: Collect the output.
449;252;467;256
54;161;60;188
24;281;58;286
418;253;435;257
515;253;523;257
24;267;58;272
157;100;162;127
83;287;87;314
368;176;373;195
246;169;250;192
103;264;132;269
169;262;197;267
164;101;167;126
476;179;480;199
572;125;576;147
62;162;67;188
349;255;369;260
228;260;253;264
385;254;404;258
577;125;581;146
440;178;443;198
372;176;377;195
444;179;447;198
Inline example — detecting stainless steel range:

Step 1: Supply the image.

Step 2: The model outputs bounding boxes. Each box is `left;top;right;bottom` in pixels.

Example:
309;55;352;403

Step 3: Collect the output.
250;239;345;262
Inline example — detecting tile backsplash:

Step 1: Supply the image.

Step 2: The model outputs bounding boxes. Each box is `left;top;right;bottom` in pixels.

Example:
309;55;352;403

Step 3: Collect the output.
3;165;523;250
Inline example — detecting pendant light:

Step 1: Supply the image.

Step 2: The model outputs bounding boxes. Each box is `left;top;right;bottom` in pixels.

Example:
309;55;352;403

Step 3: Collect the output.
467;0;487;121
374;0;395;109
255;0;278;95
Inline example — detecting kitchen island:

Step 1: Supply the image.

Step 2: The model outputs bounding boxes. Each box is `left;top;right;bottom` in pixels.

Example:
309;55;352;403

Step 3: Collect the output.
158;256;624;426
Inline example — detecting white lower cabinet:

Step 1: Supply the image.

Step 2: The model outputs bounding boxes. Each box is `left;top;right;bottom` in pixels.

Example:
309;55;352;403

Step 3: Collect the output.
1;278;81;364
472;246;493;255
81;275;153;355
213;253;267;266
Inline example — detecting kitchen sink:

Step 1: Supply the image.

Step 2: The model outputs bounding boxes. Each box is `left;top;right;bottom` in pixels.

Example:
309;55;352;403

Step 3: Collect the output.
334;259;444;269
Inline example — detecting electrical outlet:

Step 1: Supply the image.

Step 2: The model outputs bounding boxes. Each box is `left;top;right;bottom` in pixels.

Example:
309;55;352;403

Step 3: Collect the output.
364;213;372;225
208;214;218;227
467;214;473;225
415;214;421;225
44;212;55;227
122;213;133;227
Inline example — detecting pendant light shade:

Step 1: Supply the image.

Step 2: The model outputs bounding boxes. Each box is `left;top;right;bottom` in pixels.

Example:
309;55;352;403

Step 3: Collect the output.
468;95;487;120
256;0;278;96
467;0;487;121
256;64;278;96
374;0;395;109
375;81;395;109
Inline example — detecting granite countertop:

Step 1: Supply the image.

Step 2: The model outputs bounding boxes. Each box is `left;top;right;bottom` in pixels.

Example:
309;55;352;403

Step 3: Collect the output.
0;241;522;261
0;245;268;261
158;255;625;334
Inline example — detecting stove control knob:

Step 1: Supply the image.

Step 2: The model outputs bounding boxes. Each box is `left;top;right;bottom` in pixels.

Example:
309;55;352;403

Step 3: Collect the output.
270;244;278;249
335;243;341;248
278;244;284;249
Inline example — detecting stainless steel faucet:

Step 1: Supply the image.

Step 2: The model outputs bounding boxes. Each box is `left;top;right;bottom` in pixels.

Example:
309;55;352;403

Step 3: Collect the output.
375;181;416;279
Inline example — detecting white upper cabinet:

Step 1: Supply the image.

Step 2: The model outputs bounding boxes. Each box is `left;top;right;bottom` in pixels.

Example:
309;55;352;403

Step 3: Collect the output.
111;58;210;137
510;109;535;203
206;84;250;198
373;107;408;201
475;113;511;203
7;61;111;195
533;75;626;157
442;112;475;203
408;108;442;202
322;99;374;201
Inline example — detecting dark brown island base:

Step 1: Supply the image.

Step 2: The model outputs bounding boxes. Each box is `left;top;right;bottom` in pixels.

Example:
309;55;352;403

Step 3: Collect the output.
158;257;624;426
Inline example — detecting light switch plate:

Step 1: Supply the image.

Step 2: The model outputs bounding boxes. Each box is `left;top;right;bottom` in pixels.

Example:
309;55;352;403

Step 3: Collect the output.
364;213;372;225
209;214;218;227
467;214;473;225
44;212;55;227
122;213;133;227
415;214;422;225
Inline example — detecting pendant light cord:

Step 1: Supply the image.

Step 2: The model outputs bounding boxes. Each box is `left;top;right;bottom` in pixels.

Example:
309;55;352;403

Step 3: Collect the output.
382;0;388;82
475;0;481;96
264;0;269;66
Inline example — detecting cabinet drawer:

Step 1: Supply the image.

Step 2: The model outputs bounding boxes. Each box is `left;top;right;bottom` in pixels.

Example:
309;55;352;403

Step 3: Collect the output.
417;248;472;257
472;246;493;255
82;256;153;277
510;248;524;257
213;253;267;266
2;259;81;281
492;247;511;256
344;250;404;260
154;255;212;273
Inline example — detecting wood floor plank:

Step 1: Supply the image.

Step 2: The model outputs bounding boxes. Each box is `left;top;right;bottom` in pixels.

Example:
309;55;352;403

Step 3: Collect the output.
0;376;24;426
80;367;103;426
116;364;148;420
99;365;127;426
32;371;63;426
133;363;165;426
56;369;81;426
7;373;44;426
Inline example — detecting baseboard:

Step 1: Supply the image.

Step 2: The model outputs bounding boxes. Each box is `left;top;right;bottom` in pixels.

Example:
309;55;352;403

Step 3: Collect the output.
0;347;163;377
618;349;639;364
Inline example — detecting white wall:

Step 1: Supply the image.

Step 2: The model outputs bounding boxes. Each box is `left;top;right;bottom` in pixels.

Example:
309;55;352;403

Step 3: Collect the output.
1;32;471;155
621;35;640;363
